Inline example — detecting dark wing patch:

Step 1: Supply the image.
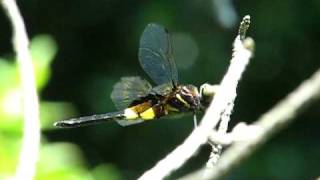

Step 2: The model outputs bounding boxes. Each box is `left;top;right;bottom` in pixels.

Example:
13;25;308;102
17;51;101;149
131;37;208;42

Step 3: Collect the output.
139;23;178;86
111;76;152;110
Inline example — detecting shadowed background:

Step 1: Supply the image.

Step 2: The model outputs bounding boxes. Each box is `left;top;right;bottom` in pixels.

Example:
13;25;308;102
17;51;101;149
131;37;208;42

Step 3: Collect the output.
0;0;319;179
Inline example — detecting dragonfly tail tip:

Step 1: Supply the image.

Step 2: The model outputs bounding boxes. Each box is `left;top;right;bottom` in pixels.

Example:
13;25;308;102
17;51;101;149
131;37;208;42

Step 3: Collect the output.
53;121;74;128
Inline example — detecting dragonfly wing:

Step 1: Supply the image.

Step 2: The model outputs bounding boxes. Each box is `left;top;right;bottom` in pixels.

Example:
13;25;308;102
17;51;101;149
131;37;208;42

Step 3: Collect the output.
139;23;178;86
111;76;152;110
151;83;173;96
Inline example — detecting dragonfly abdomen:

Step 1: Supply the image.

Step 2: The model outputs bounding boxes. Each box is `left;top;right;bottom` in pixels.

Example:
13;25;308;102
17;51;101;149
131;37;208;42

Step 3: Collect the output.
54;111;126;128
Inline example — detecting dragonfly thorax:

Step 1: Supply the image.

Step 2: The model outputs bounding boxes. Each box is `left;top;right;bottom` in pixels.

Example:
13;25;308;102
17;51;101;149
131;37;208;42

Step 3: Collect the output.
167;85;200;112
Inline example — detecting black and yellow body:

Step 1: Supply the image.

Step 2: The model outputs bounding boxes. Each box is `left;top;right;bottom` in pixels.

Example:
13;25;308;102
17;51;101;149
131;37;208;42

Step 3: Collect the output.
54;23;212;128
55;82;201;127
122;84;200;119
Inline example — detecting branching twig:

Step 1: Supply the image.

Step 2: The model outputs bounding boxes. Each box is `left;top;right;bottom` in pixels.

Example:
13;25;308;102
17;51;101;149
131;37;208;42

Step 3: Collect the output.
207;122;261;146
180;67;320;180
138;15;253;180
204;17;251;171
1;0;41;180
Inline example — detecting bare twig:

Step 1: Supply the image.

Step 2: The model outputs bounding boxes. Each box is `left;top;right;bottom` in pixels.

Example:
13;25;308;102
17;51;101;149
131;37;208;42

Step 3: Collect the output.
138;15;253;180
1;0;40;180
181;68;320;180
204;15;251;172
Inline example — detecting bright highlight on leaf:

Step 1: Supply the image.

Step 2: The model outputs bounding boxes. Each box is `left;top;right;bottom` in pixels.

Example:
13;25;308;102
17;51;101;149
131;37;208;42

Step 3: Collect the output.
30;34;58;90
1;90;22;117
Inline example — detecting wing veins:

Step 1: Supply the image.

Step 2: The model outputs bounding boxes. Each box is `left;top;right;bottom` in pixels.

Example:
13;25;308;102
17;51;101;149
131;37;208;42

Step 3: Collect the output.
138;23;178;87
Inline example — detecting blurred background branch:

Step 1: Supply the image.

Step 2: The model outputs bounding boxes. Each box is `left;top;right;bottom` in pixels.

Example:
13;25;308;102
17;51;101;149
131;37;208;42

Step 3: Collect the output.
211;0;237;29
1;0;40;179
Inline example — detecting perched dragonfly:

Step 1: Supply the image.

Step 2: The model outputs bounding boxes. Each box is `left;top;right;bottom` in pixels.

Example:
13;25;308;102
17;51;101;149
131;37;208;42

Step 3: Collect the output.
54;23;215;128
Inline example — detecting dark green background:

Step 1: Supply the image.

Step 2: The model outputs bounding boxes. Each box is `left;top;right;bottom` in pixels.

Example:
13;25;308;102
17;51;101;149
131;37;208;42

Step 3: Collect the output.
1;0;320;179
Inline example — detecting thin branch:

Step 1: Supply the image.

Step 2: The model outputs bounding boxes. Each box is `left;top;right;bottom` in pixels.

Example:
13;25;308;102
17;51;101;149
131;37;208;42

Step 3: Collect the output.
205;93;235;167
207;122;261;146
1;0;41;180
180;67;320;180
138;15;253;180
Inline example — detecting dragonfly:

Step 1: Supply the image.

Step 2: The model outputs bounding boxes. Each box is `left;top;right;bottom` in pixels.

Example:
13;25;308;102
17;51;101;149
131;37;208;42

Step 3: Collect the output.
54;23;215;128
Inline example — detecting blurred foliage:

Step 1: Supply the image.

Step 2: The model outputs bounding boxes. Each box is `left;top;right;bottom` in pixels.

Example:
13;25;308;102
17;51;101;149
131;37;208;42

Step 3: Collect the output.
0;35;121;179
0;0;320;179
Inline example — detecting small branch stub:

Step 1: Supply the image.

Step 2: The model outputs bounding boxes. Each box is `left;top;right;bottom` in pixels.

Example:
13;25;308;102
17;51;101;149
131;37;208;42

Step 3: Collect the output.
238;15;250;41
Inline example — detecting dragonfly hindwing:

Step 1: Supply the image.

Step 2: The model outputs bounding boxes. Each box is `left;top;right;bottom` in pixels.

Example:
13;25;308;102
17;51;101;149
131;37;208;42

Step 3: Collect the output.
111;76;152;110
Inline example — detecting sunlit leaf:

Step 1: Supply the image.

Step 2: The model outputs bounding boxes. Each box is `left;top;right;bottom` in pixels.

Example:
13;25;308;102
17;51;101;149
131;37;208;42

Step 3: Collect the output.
0;59;19;91
92;164;122;180
36;143;93;180
30;34;57;90
0;135;21;175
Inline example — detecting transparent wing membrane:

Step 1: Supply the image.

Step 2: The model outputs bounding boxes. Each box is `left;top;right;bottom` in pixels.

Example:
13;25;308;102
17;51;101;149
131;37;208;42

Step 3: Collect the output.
111;76;152;110
151;83;174;96
139;23;178;86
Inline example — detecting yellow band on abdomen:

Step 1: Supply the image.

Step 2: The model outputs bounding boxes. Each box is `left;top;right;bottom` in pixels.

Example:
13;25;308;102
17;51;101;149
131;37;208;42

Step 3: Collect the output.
140;108;155;120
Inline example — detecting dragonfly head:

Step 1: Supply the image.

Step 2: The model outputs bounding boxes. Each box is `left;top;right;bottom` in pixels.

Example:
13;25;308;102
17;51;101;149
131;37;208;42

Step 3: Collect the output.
178;85;201;111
